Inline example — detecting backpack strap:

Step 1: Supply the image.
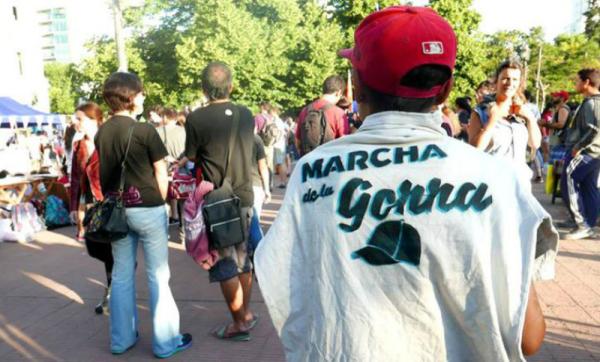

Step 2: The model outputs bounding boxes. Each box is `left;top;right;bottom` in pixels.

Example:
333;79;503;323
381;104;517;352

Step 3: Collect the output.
118;124;136;197
223;105;240;187
320;102;336;142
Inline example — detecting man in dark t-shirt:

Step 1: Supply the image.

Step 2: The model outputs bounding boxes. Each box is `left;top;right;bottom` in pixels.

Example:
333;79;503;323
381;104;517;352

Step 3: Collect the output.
184;104;254;207
178;61;257;341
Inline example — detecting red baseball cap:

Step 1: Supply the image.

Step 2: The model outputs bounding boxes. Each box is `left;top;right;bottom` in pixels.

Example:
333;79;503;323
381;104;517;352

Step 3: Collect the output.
339;6;457;98
550;90;569;101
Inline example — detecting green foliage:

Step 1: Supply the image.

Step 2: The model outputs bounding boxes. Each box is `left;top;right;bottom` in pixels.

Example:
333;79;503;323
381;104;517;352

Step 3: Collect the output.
76;37;146;105
44;62;78;114
483;30;530;74
328;0;404;44
537;33;600;96
430;0;487;100
71;0;345;114
584;0;600;42
58;0;598;115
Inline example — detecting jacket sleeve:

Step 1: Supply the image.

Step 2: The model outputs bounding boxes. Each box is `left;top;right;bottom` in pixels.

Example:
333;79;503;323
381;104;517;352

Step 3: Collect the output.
573;100;600;153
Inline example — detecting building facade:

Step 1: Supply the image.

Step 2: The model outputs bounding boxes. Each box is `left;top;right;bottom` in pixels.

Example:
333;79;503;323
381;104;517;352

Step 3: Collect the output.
0;1;50;112
0;0;114;113
38;6;71;63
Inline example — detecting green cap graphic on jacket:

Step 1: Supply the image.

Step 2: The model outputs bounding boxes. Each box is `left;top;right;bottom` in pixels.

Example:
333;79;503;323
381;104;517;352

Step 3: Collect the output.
351;220;421;266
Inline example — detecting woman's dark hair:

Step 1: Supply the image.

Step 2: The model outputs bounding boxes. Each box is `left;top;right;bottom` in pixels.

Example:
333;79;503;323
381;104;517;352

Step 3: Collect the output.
542;102;556;115
64;124;76;153
361;64;452;113
201;61;233;101
76;102;103;125
102;72;143;112
454;96;472;113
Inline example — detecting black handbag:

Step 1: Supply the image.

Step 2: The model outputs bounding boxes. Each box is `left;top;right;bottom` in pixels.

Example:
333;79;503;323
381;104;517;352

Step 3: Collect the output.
83;125;135;243
202;106;246;249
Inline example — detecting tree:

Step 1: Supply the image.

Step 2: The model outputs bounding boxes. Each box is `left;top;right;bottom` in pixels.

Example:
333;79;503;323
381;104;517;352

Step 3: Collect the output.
44;62;78;114
328;0;403;44
75;37;146;106
538;33;600;98
584;0;600;42
133;0;345;112
429;0;488;100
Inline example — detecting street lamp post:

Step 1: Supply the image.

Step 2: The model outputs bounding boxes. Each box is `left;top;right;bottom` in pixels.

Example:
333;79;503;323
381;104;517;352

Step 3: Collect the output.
112;0;127;72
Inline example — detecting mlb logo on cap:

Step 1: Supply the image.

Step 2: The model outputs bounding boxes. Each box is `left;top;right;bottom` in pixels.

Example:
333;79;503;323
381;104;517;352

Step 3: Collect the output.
338;6;457;98
422;42;444;55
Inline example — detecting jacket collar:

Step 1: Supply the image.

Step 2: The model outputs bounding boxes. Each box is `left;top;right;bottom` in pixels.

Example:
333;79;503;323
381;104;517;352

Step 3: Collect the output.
359;111;447;137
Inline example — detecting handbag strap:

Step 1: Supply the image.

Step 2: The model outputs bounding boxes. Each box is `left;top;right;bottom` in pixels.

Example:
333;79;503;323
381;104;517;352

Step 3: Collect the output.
119;124;136;195
223;105;240;185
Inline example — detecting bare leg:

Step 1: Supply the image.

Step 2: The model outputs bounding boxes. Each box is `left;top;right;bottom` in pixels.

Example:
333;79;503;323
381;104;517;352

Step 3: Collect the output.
77;203;86;237
285;154;292;175
239;271;254;322
219;277;248;332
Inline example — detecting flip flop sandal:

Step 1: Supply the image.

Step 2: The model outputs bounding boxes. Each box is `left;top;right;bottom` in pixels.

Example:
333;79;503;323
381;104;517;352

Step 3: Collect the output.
212;325;251;342
247;314;259;330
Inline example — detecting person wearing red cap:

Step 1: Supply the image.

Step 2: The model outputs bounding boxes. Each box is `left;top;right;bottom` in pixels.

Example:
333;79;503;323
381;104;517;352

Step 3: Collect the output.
255;5;557;361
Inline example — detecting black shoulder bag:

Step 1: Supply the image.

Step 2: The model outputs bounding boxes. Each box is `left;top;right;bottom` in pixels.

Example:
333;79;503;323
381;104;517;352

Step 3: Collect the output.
202;106;246;249
84;125;135;243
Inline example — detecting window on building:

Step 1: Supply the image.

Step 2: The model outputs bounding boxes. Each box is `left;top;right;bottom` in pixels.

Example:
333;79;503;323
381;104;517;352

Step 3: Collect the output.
17;52;23;76
42;48;56;61
12;6;18;21
51;8;66;20
51;20;67;32
54;34;68;44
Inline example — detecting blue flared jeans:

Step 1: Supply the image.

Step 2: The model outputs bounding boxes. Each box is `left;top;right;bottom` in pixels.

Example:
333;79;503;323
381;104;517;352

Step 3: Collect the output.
110;205;183;356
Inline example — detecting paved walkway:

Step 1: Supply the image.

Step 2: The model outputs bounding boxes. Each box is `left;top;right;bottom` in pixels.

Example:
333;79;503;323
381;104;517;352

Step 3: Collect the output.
0;184;598;361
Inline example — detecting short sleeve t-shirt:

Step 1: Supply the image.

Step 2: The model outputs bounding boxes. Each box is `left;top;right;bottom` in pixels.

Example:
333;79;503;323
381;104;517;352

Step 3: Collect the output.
157;123;186;160
95;116;168;207
295;99;350;140
252;135;266;188
184;102;255;207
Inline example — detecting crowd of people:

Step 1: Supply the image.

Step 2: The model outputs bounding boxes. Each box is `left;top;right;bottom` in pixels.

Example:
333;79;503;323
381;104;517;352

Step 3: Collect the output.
0;4;599;361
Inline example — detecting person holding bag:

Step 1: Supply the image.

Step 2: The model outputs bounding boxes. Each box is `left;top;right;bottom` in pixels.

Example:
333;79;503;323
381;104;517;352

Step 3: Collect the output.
177;61;257;341
94;72;191;358
468;58;542;188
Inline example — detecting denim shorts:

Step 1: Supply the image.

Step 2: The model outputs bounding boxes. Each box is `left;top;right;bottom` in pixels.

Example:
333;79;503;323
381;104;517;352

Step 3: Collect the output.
208;207;253;283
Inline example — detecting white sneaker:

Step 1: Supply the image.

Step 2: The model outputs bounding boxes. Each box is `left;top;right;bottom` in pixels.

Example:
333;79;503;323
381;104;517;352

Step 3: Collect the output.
565;226;594;240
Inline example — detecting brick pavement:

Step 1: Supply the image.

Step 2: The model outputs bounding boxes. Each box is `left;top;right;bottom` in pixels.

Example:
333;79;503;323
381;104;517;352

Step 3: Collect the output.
0;184;598;361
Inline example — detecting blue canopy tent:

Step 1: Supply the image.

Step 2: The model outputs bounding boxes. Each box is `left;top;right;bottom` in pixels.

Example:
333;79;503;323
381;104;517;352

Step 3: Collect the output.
0;97;66;129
